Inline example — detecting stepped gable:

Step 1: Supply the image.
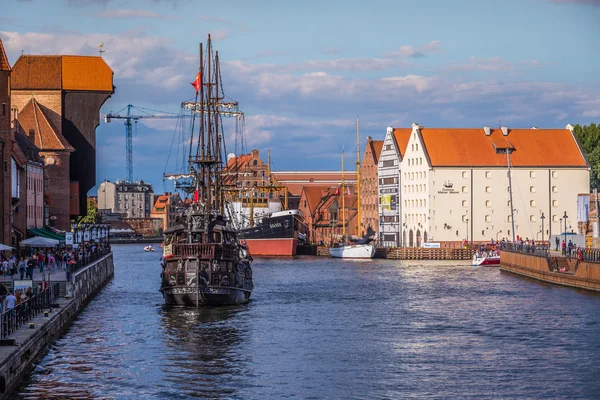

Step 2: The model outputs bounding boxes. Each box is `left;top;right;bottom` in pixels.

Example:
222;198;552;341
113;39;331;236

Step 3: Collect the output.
0;38;10;71
18;97;73;151
417;127;587;167
11;55;113;91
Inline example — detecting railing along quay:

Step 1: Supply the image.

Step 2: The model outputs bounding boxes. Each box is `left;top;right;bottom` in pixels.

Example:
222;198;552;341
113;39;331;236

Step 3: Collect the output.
0;283;60;339
67;248;112;276
313;246;473;260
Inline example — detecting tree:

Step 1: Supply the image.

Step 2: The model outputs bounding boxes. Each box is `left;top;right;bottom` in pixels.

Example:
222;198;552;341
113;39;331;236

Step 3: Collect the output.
79;198;99;224
573;123;600;190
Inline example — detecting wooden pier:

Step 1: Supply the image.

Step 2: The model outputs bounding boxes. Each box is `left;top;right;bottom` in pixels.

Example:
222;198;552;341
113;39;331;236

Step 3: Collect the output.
310;246;472;260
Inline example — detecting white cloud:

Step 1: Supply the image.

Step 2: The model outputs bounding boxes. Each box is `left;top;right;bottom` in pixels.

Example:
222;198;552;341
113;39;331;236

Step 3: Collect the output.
91;9;179;20
387;40;442;58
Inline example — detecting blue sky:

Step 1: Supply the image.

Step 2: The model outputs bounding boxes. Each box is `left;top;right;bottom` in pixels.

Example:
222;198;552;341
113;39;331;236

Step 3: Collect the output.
2;0;600;195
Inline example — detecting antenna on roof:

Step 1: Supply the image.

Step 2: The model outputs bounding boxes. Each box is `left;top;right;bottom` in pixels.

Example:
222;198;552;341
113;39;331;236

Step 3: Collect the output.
98;42;105;57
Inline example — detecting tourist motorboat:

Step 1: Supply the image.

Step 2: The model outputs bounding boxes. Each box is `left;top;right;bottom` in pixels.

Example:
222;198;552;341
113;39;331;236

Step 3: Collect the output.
329;243;376;259
472;251;500;266
144;245;155;252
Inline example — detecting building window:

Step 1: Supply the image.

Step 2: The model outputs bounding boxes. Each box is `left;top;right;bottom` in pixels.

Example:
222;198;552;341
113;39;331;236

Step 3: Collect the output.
485;171;491;179
530;171;535;178
416;144;419;151
553;200;558;207
462;171;467;178
508;215;512;222
462;215;467;222
385;144;392;150
485;186;491;193
486;200;491;207
462;186;468;193
529;186;535;193
530;200;536;207
462;200;467;207
553;215;558;222
552;186;558;193
485;215;491;222
552;171;558;179
530;215;536;222
411;144;414;151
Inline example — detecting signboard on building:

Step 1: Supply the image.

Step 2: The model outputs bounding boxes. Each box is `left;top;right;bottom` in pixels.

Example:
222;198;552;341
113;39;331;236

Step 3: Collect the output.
423;242;441;248
84;231;90;241
437;180;459;194
13;280;33;291
380;188;398;194
65;232;73;245
77;231;82;243
381;194;396;211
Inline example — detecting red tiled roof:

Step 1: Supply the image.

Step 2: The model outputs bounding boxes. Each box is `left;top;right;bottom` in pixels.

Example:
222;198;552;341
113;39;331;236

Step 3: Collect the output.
371;140;383;164
11;55;113;92
18;97;73;151
417;127;587;167
393;128;412;158
152;195;170;214
302;185;331;214
0;38;10;71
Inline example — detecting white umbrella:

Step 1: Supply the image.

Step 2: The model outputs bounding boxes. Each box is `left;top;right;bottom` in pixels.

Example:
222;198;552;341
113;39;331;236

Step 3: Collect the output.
0;244;14;251
21;236;60;247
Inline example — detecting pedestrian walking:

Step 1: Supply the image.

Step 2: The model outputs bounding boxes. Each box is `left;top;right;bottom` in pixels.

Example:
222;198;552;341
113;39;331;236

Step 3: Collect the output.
18;257;26;280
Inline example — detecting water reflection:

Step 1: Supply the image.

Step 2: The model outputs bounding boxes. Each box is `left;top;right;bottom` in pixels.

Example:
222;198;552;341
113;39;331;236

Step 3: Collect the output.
158;305;250;399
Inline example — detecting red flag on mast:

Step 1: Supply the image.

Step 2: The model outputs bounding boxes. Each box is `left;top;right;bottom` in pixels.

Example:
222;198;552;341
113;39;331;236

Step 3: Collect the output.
191;72;201;95
193;189;199;204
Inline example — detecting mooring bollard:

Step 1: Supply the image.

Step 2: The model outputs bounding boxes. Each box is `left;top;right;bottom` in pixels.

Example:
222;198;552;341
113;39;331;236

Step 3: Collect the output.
44;311;49;317
29;322;35;329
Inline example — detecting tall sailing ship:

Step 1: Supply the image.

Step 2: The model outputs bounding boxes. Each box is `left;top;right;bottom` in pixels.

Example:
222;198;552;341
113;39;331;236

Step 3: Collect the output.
159;35;254;306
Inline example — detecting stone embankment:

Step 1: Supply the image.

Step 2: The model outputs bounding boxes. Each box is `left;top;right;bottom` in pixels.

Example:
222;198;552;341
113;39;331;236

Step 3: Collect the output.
302;245;473;260
0;253;114;399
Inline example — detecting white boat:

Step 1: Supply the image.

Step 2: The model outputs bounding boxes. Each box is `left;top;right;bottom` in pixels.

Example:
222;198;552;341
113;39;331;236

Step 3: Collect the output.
328;119;376;260
144;245;155;252
472;252;500;266
329;243;376;259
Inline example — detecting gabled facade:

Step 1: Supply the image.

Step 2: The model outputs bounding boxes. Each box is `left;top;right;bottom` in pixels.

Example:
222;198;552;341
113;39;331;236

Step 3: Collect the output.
0;38;11;245
360;136;382;236
386;123;590;247
150;192;182;232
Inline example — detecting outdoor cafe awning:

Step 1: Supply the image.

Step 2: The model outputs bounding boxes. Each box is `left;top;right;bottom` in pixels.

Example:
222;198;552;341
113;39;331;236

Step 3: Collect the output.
28;227;65;242
21;236;60;247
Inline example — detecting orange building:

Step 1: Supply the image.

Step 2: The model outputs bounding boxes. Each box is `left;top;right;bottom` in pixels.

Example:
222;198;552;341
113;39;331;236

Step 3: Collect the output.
150;192;182;233
11;55;114;230
298;185;358;245
360;136;383;236
272;171;357;197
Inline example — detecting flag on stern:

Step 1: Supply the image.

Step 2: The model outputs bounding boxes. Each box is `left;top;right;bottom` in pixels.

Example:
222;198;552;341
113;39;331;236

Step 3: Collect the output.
191;72;201;95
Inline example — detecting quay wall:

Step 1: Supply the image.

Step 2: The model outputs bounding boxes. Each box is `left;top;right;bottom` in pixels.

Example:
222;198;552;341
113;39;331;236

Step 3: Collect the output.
500;252;600;292
312;246;472;260
0;254;114;399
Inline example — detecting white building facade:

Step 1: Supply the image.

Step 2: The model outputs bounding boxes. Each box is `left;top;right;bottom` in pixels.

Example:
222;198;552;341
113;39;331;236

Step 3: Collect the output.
379;124;590;247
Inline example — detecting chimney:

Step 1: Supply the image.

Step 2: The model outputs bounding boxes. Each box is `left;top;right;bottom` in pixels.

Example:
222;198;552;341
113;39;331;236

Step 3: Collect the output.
501;126;509;136
483;126;491;136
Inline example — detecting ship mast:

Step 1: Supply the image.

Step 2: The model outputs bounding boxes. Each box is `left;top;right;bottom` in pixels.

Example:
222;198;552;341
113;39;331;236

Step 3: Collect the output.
356;118;361;236
341;149;346;239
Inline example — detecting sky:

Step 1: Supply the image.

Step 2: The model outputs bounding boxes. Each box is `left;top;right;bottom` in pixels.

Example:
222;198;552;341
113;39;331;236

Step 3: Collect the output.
2;0;600;195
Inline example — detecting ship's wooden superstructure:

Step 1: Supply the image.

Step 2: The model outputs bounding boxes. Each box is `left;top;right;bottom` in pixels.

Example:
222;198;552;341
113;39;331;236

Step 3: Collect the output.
159;34;253;306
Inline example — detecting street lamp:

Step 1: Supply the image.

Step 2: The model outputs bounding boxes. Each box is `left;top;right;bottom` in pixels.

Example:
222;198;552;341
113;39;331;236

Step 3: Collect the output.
465;218;469;248
563;211;568;255
540;212;545;248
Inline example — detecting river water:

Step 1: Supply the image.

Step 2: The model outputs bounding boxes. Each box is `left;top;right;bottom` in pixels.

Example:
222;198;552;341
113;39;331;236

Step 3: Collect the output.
10;244;600;399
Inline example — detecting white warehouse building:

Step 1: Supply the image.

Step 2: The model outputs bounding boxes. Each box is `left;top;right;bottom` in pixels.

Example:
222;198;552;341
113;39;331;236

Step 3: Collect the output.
377;123;590;247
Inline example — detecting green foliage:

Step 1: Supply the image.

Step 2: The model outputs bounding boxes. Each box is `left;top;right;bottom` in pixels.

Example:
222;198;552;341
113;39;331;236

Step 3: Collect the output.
573;123;600;190
79;198;99;224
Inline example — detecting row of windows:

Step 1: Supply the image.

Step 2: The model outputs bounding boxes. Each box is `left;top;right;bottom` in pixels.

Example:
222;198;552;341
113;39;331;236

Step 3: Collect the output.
27;204;42;219
462;171;561;179
404;184;427;193
407;158;423;166
404;199;427;208
404;214;427;224
449;185;559;194
27;176;43;192
461;214;564;223
404;171;426;181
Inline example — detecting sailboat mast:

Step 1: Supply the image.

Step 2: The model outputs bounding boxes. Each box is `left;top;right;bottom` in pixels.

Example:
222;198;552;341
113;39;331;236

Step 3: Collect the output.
356;118;361;236
215;50;221;213
341;149;346;239
507;150;516;243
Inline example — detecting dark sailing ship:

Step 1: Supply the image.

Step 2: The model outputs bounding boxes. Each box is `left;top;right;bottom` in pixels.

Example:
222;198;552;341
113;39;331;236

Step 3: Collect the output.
238;209;304;256
159;35;253;306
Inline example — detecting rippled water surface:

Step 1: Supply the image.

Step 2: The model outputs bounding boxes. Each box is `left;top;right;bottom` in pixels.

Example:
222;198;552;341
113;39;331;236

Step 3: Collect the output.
11;244;600;399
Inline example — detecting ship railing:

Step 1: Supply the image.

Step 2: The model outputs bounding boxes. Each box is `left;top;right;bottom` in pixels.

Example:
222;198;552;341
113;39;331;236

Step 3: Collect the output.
173;243;215;259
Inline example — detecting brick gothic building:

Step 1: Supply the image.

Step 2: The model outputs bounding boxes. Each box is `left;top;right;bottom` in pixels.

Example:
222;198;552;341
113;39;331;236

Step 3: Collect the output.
0;39;11;245
11;55;114;230
360;136;383;236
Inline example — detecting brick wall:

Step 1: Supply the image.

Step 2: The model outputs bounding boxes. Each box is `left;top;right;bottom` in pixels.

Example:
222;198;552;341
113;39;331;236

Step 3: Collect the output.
0;69;11;245
43;151;71;231
125;218;163;237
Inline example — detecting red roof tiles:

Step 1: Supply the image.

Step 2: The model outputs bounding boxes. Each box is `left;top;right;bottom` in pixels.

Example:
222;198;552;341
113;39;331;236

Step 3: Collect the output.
18;97;73;151
416;127;587;167
0;39;10;71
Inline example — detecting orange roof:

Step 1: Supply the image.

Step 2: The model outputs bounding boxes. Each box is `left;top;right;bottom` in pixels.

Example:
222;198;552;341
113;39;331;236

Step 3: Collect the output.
371;140;383;164
11;55;113;92
416;127;587;167
152;195;170;214
18;98;73;151
0;38;10;71
393;128;411;157
62;56;113;91
302;185;331;213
